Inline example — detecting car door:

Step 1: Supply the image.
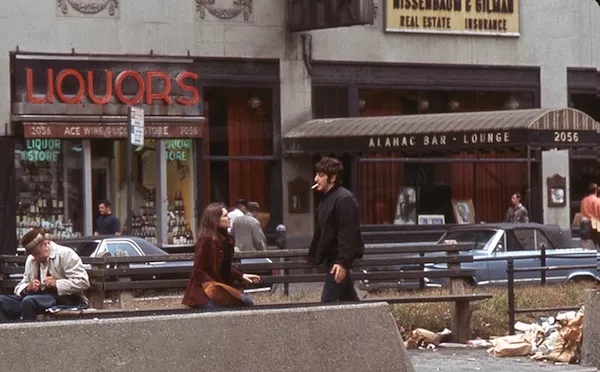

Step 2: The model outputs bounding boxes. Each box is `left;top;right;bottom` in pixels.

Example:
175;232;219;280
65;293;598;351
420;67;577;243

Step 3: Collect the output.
486;229;539;285
541;229;597;283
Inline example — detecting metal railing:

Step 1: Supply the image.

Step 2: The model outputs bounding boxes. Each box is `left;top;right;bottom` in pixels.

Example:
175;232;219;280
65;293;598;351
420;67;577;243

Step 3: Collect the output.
506;249;598;335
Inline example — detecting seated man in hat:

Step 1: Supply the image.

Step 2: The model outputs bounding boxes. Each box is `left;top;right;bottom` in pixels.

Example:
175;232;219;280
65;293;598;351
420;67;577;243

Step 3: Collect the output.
0;228;90;322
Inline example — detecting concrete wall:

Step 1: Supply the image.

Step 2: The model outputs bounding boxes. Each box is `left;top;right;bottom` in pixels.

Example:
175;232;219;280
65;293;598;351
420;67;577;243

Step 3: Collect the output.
0;303;415;372
582;289;600;368
541;150;570;229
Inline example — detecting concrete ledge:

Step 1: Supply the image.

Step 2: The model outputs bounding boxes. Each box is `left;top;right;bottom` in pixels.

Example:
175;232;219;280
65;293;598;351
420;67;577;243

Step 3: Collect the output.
0;302;414;372
582;289;600;368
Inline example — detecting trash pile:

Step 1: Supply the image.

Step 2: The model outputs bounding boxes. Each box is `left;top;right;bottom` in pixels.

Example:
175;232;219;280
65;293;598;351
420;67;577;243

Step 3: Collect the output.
403;307;585;364
487;308;584;364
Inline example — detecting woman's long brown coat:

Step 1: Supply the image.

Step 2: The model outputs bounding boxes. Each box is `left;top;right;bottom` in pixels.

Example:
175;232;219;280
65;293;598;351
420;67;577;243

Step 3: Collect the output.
182;234;244;307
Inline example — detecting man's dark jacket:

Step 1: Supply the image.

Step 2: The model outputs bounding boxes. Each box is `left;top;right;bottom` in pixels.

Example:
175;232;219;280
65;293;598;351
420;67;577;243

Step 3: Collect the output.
308;186;364;269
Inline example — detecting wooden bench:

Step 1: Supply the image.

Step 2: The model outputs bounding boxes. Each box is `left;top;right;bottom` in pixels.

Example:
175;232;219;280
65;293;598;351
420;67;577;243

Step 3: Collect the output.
0;242;491;342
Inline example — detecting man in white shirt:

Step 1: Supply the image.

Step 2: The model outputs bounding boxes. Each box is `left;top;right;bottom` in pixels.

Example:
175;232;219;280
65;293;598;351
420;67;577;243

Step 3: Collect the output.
227;198;248;232
0;228;90;322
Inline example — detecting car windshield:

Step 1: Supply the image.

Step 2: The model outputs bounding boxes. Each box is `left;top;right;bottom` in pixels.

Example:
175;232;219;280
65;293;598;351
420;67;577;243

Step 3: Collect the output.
439;230;497;251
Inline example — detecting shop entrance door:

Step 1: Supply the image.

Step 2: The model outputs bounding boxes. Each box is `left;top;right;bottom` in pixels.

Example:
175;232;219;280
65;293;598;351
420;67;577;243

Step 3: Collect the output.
92;157;112;233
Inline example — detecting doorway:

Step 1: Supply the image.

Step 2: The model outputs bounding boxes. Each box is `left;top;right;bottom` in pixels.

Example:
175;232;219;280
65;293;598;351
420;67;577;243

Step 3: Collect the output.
92;157;112;233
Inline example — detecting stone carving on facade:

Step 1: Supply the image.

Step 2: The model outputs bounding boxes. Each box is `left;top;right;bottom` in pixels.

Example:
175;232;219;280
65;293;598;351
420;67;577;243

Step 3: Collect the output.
196;0;253;22
57;0;119;18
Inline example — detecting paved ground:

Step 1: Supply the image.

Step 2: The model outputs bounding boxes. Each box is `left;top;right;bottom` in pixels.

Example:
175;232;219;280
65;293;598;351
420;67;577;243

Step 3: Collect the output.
408;348;597;372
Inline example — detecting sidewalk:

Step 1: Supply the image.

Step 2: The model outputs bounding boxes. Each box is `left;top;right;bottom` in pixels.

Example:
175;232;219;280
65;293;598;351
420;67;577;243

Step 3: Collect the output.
409;349;597;372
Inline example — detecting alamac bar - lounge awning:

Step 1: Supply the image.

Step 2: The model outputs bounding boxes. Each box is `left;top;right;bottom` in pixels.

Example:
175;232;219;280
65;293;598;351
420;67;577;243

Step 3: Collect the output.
283;108;600;155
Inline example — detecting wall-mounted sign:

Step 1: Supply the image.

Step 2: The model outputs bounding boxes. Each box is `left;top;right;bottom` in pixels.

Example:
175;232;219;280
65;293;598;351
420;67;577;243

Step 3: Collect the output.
284;129;599;154
547;173;567;208
25;68;200;106
23;123;203;139
385;0;520;37
21;139;61;162
165;139;192;162
129;106;145;147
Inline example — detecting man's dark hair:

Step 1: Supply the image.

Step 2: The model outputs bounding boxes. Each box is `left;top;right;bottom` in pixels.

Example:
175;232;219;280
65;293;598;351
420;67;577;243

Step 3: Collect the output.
236;198;248;207
315;157;344;185
247;202;260;213
99;199;112;208
513;193;521;201
589;183;598;195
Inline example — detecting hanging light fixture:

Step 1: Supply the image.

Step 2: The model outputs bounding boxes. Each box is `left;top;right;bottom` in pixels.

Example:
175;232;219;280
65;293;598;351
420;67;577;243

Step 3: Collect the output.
358;98;366;110
447;100;460;112
505;97;520;110
248;95;262;109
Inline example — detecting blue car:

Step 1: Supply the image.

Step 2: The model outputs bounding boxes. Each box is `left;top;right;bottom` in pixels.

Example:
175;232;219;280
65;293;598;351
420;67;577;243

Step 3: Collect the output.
358;223;598;292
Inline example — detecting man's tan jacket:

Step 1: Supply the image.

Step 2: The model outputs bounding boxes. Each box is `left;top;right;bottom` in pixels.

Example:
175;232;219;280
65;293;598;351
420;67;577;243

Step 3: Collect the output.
14;242;90;298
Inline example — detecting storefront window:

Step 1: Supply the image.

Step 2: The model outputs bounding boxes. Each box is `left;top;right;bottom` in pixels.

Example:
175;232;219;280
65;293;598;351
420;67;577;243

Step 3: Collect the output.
570;93;600;122
313;86;349;118
358;152;528;225
15;139;84;244
114;139;158;244
165;139;195;246
358;89;419;116
205;160;271;226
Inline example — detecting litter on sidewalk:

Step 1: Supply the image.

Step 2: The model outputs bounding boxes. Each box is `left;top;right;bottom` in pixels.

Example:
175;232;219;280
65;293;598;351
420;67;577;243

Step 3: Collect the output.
487;307;584;364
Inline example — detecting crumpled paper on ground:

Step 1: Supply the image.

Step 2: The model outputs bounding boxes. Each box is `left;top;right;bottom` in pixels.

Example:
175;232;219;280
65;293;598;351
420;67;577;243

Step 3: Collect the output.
530;308;584;364
487;307;584;364
487;329;544;357
403;328;451;349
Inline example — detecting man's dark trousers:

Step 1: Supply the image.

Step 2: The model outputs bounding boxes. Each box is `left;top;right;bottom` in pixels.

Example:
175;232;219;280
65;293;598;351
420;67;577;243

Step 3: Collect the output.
321;262;359;303
0;293;59;322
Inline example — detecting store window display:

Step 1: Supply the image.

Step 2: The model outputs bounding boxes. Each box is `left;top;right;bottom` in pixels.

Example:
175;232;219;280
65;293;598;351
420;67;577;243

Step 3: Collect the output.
15;139;84;244
165;139;195;246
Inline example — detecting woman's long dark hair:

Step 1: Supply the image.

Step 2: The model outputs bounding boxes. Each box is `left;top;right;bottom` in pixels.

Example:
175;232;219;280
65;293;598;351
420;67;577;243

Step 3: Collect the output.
197;202;227;242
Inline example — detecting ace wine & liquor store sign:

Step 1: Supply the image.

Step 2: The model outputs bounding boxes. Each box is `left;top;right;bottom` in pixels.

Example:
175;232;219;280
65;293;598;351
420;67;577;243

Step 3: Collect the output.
385;0;519;37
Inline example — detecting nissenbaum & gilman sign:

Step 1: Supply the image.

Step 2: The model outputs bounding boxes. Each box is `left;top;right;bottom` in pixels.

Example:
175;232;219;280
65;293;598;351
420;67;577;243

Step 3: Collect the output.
386;0;519;37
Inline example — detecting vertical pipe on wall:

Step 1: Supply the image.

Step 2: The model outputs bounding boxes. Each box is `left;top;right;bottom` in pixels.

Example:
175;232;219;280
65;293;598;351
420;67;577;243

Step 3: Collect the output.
473;150;478;222
271;85;283;231
527;146;532;215
82;140;92;236
156;139;167;247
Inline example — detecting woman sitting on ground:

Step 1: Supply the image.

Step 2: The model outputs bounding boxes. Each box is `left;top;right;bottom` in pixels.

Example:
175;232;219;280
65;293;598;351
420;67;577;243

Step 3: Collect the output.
182;202;261;309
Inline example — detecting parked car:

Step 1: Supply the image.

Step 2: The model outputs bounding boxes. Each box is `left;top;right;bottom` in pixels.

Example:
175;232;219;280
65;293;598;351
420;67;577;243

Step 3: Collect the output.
359;223;599;292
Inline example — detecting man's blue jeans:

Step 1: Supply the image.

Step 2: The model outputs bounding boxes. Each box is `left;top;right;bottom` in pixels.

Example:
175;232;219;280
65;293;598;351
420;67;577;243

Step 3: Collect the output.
321;262;359;303
0;293;60;322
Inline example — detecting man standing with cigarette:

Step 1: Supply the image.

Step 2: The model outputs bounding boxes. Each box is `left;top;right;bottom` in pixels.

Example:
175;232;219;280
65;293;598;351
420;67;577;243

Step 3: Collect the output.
308;157;364;303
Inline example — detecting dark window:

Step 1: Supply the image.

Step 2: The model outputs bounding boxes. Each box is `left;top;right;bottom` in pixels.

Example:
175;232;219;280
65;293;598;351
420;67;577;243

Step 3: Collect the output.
439;230;496;251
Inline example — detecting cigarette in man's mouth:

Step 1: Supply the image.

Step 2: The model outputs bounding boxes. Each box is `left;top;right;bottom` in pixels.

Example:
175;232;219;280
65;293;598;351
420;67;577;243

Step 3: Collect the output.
311;184;318;189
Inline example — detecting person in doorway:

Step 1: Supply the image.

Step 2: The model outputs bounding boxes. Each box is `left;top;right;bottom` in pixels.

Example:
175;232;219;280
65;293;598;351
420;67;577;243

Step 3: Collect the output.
309;157;364;303
231;201;267;252
504;193;529;223
227;198;248;232
0;228;90;322
94;199;121;236
182;203;261;309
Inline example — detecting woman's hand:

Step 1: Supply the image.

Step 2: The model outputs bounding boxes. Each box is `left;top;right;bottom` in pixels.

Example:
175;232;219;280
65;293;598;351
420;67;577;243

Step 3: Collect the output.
242;273;261;284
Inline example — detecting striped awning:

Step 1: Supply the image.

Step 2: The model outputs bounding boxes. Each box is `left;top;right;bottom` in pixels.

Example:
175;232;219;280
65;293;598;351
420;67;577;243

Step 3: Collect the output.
283;108;600;155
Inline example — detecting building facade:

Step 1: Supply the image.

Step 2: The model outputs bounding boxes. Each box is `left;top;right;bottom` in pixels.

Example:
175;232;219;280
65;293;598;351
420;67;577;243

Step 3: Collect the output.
1;1;600;252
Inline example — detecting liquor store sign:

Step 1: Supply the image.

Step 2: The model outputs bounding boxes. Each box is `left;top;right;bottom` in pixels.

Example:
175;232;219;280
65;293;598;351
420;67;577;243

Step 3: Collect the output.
385;0;519;37
23;122;203;139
